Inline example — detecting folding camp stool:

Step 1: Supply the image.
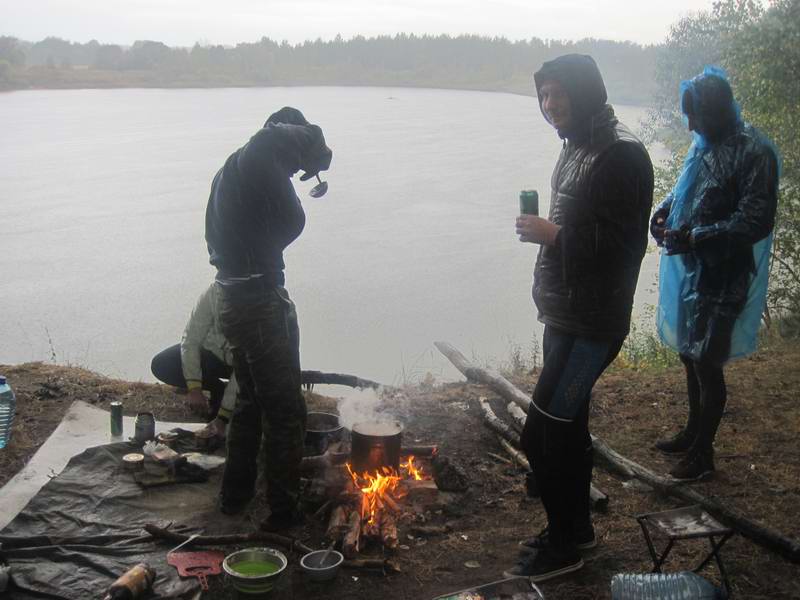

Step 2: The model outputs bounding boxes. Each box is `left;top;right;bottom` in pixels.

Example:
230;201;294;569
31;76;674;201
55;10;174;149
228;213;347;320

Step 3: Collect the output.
636;505;734;598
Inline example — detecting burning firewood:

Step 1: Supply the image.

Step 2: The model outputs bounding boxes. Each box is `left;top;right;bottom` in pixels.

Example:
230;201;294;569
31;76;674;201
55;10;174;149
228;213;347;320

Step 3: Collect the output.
326;505;350;542
342;510;361;559
381;513;399;550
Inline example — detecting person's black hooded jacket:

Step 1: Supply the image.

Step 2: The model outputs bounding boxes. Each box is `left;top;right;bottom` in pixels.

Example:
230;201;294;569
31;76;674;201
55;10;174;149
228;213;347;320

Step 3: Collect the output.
532;54;654;339
205;107;332;285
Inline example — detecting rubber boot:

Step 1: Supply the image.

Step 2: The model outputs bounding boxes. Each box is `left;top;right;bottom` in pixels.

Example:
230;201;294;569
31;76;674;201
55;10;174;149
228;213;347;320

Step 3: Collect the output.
670;363;725;480
656;356;701;454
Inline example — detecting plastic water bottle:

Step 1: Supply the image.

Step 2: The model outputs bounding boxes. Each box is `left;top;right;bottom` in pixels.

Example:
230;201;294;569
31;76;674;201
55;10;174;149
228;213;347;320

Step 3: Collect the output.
611;572;723;600
0;375;17;449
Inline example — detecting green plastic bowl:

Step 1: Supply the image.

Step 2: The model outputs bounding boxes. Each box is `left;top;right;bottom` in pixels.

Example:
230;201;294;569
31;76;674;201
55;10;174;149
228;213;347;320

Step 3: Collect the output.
223;547;287;595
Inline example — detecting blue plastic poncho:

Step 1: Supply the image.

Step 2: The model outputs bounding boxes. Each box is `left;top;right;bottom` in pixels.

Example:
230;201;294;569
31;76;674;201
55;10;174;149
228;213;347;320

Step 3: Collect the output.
656;66;780;365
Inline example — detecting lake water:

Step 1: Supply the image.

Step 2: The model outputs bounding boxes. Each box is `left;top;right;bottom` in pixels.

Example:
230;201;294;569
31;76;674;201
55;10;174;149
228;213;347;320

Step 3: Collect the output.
0;86;660;386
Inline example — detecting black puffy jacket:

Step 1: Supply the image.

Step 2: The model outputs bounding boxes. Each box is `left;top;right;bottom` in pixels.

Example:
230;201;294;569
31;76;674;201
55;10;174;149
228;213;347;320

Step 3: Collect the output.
205;122;329;285
532;55;654;339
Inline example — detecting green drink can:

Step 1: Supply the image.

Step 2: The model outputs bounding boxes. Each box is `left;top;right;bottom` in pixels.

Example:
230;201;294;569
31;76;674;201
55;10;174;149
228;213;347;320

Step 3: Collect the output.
110;401;123;438
520;190;539;216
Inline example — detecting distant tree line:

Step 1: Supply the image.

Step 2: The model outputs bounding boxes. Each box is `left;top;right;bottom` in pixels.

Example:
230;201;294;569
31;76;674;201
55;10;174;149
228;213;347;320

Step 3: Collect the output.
0;34;657;104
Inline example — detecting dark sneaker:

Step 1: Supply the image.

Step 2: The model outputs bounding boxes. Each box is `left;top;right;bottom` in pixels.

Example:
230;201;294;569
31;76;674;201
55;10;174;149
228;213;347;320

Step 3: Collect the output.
218;495;251;515
654;430;695;454
504;546;584;582
669;450;715;481
518;525;597;554
260;509;305;532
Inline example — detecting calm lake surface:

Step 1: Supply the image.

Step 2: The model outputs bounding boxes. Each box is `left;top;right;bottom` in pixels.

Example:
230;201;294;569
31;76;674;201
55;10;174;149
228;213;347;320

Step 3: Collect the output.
0;87;660;386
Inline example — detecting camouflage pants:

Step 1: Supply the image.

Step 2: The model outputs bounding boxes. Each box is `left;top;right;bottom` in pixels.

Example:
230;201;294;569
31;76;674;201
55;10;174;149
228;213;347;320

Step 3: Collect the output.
217;281;307;514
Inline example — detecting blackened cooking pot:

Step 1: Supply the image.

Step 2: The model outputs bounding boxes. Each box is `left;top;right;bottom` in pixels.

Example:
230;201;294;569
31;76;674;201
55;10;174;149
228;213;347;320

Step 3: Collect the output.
350;420;403;474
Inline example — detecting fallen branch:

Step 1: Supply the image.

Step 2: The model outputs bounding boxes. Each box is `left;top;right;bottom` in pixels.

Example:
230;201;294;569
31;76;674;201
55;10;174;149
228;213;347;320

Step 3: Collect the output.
479;398;608;510
434;341;531;411
437;340;800;564
302;370;384;390
143;523;313;555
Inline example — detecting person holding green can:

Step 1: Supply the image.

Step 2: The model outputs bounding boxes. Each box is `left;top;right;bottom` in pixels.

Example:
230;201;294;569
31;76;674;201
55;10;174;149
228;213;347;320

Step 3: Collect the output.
506;54;654;583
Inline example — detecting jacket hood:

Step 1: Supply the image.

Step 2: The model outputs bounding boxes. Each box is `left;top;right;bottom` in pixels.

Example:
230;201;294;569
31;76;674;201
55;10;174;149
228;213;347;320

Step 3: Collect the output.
534;54;608;139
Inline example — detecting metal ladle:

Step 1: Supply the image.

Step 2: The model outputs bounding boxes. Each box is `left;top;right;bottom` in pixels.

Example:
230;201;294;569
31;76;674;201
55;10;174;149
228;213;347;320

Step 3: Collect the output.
309;174;328;198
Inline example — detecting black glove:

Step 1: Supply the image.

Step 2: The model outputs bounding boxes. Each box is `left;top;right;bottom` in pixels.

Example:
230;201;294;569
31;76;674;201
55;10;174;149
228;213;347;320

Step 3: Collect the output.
664;224;693;255
650;207;669;246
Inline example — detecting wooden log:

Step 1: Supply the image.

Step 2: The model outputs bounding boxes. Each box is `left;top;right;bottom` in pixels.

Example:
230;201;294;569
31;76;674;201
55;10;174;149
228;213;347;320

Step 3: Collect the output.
506;401;527;430
342;511;361;559
399;445;438;457
301;370;384;390
436;340;800;563
590;436;800;562
143;523;313;555
435;341;532;411
478;396;519;443
326;505;350;542
409;524;451;537
381;514;399;550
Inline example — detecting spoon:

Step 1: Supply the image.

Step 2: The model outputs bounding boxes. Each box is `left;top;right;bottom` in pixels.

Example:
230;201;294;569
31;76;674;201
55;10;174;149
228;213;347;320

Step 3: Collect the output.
318;541;336;567
309;174;328;198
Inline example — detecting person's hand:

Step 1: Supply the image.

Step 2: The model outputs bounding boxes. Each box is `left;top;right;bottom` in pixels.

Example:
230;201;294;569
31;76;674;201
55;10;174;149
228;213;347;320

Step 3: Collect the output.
650;207;669;246
516;215;561;245
664;225;693;255
186;388;209;416
196;417;227;440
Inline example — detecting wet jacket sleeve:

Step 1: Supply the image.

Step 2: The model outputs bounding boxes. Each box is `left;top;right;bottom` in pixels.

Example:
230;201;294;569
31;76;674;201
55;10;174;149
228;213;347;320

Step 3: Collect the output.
180;285;215;387
691;147;779;263
557;142;654;265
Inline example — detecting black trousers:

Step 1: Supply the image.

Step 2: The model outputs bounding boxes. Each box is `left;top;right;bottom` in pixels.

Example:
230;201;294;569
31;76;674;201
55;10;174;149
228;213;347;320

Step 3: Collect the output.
150;343;231;411
679;353;727;452
520;326;623;549
217;281;307;515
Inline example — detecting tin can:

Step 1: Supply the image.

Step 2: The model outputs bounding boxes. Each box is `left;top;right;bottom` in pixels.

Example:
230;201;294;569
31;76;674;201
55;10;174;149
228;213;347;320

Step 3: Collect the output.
520;190;539;216
122;453;145;471
110;401;123;438
134;412;156;444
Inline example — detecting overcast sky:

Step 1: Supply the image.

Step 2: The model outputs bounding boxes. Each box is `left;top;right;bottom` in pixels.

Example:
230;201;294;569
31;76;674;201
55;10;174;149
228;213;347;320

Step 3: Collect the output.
3;0;717;47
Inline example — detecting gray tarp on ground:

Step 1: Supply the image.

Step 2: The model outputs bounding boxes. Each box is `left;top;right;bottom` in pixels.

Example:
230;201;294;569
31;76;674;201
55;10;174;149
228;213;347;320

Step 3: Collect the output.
0;440;223;600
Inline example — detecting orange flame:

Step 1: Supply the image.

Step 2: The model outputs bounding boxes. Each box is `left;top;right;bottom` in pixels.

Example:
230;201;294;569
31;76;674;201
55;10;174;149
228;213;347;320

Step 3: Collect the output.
346;464;401;525
400;455;424;480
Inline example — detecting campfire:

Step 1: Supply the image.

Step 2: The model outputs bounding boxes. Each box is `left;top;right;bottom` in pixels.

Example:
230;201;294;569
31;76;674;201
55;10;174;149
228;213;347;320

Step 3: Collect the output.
300;418;464;560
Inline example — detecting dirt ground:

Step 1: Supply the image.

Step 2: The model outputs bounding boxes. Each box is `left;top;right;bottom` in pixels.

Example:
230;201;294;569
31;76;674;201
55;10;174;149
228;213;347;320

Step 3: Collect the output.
2;337;799;599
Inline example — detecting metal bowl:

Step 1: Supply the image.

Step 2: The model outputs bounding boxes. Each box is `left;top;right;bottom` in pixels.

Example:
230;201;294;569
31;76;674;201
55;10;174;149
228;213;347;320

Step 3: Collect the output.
305;412;343;455
300;549;344;582
222;547;287;595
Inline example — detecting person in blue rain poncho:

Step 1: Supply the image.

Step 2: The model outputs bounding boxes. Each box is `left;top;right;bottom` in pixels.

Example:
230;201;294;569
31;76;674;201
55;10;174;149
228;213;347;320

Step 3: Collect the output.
651;67;779;481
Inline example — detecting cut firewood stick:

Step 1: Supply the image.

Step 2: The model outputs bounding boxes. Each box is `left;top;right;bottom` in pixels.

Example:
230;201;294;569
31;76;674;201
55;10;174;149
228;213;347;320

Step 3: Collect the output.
399;445;437;457
326;505;350;542
382;492;402;513
409;523;451;537
381;514;399;550
342;511;361;559
437;340;800;564
342;558;400;573
498;436;528;469
488;451;513;465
